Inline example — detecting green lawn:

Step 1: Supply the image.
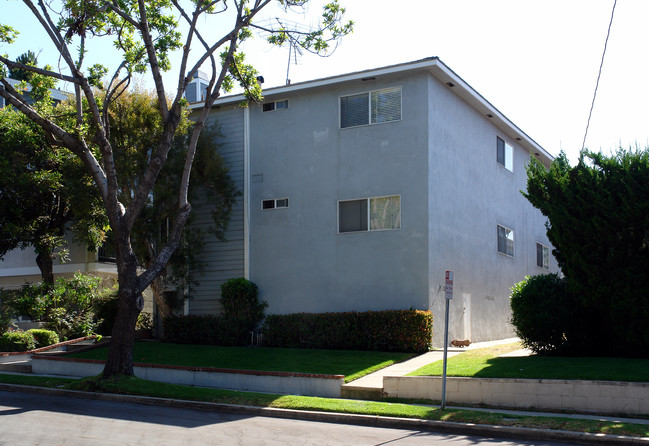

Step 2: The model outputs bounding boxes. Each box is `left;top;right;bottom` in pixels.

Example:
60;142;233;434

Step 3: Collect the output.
410;343;649;382
1;373;647;438
67;342;412;383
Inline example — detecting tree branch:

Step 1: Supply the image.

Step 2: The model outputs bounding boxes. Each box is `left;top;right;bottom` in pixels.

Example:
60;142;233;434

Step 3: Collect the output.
0;56;77;84
136;0;169;118
0;79;109;200
136;203;191;294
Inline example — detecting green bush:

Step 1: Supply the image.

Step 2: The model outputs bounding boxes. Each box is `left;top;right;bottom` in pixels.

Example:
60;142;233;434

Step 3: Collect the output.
45;307;97;340
27;329;59;348
93;288;119;335
1;285;49;321
2;273;102;340
263;310;433;353
219;278;267;332
0;302;14;333
162;314;251;346
0;331;36;352
510;274;583;355
137;312;154;331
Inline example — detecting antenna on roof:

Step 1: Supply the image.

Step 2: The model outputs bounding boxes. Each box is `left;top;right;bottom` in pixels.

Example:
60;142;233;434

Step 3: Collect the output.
285;40;302;85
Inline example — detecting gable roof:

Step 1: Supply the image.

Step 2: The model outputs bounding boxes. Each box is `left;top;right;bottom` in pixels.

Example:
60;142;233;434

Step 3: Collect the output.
195;57;553;167
1;77;69;105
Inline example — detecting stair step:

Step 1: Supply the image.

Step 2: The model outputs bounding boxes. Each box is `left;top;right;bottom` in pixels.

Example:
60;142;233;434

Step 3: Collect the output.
340;385;383;401
0;361;32;373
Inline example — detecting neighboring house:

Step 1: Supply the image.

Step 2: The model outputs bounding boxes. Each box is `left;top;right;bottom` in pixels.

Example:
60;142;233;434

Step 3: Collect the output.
0;78;118;290
0;236;118;290
0;77;68;108
185;57;560;346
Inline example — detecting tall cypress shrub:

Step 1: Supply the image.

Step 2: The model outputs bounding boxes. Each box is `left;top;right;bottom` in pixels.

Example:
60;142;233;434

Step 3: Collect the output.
524;149;649;357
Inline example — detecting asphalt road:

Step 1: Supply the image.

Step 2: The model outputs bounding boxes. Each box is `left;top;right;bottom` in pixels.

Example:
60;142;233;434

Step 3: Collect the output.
0;390;576;445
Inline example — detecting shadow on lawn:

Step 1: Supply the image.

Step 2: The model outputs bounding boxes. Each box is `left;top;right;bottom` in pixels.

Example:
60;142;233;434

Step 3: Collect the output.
471;356;649;382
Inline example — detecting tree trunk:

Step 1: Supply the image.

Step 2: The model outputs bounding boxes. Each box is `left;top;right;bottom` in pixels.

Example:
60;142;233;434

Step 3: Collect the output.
150;276;171;319
102;249;143;378
103;287;143;377
35;251;54;285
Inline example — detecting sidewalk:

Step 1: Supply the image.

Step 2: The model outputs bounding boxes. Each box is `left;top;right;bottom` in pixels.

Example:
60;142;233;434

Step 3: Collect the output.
343;337;523;391
343;337;649;428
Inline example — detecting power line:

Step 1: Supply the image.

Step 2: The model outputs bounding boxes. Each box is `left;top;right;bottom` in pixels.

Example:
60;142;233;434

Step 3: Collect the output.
582;0;617;152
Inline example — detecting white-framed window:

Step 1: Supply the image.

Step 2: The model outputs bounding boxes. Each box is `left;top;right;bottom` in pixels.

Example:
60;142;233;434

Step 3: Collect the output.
262;198;289;209
496;136;513;171
340;86;401;129
262;99;289;112
536;243;550;270
338;195;401;233
497;225;514;257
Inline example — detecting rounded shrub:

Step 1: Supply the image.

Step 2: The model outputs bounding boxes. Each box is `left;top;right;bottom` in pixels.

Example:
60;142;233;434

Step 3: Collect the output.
27;329;59;348
0;331;36;352
510;273;578;355
219;278;267;329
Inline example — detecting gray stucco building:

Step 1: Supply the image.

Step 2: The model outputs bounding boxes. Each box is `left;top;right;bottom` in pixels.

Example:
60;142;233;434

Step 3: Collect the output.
187;57;559;346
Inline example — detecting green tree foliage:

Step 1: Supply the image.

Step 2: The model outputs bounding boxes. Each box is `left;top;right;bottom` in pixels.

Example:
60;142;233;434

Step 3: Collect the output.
524;149;649;357
0;100;107;284
1;273;102;340
8;50;38;82
107;87;238;316
0;0;352;377
510;274;581;355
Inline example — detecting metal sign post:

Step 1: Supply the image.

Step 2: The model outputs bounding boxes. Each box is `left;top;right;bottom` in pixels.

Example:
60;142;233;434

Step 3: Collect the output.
441;270;453;410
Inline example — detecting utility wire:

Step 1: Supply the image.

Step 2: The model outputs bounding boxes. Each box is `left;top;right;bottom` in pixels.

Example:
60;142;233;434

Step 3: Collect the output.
582;0;617;151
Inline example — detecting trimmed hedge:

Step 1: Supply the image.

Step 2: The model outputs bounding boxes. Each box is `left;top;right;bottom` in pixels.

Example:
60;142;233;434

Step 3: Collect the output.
162;315;252;346
27;329;59;348
262;310;433;353
510;273;584;356
0;331;36;352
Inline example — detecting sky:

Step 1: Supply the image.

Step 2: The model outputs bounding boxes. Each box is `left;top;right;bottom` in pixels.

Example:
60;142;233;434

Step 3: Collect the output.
2;0;648;164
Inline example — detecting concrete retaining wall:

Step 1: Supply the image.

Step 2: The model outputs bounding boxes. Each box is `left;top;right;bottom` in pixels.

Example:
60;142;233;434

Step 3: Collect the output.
383;376;649;416
31;355;344;398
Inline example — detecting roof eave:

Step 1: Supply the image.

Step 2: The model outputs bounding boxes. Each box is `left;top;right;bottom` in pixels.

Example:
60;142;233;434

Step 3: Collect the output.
189;57;553;166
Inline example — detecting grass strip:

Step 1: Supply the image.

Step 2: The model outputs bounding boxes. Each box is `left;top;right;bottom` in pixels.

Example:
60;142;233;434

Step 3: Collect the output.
0;373;74;387
1;372;647;438
410;343;649;382
67;342;412;383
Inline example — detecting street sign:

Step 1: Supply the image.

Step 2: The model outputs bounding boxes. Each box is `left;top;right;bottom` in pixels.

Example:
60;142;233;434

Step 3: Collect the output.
444;270;454;299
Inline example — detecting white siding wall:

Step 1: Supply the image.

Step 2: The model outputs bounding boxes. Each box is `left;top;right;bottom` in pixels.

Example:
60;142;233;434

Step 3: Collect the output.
187;107;246;315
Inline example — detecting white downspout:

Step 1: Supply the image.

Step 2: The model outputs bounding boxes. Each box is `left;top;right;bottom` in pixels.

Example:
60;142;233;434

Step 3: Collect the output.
244;106;251;279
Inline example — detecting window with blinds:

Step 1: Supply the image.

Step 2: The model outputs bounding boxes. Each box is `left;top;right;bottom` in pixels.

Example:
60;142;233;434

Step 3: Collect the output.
340;86;401;128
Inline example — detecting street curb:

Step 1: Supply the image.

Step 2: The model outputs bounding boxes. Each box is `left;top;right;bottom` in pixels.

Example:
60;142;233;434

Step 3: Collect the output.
1;383;647;445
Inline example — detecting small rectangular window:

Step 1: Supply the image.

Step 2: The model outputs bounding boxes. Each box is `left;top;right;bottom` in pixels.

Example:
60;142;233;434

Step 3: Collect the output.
262;198;288;210
497;225;514;257
339;199;368;232
262;99;288;112
340;93;369;128
340;86;401;128
536;243;550;269
497;137;513;171
339;195;400;233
